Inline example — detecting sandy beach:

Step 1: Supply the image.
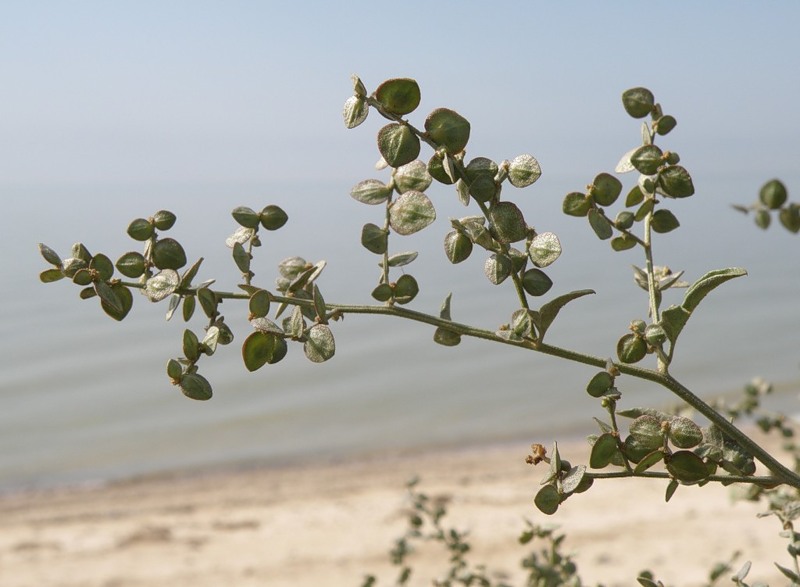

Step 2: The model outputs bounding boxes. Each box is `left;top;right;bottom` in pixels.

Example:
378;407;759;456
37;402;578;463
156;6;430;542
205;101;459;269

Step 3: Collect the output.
0;437;790;587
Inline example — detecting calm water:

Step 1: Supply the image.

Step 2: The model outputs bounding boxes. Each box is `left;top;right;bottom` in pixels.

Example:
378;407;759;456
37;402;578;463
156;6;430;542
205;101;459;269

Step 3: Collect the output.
2;174;799;492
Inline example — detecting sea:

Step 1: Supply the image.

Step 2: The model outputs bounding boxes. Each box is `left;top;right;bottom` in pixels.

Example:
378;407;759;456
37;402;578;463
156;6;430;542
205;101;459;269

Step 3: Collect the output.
2;173;799;493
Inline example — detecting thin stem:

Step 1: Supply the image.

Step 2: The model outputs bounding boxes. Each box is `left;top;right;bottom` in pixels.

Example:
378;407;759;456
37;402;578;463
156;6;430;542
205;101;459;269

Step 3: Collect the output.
588;470;782;486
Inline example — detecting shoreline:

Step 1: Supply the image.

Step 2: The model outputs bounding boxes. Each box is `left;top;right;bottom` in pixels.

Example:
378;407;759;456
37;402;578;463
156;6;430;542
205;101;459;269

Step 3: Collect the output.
0;436;790;586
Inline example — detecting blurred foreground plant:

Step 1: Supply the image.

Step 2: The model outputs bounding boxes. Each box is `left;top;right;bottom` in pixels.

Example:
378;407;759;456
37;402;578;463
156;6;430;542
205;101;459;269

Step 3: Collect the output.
39;76;799;583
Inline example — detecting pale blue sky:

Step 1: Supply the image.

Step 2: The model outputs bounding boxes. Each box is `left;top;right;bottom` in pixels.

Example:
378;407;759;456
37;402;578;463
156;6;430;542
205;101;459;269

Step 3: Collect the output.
3;1;800;188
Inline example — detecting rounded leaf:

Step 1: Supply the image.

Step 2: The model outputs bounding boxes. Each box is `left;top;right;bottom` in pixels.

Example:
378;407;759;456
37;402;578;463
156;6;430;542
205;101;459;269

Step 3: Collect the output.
342;95;369;129
374;78;421;115
651;209;680;233
166;358;183;381
242;331;287;371
260;205;288;230
90;253;115;281
631;145;663;175
304;324;336;363
522;268;553;296
528;232;561;268
361;223;388;254
152;210;176;231
780;204;800;233
588;209;613;240
488;201;527;244
759;179;788;210
468;174;497;203
427;153;456;185
508;154;541;187
371;283;393;302
144;269;180;302
350;179;392;205
658;166;695;198
38;243;62;266
628;415;663;451
586;371;614;398
232;206;261;229
249;289;271;318
590;433;619;469
754;209;771;229
100;283;133;321
611;234;637;252
39;268;64;283
127;218;154;241
394;160;432;193
116;251;146;278
153;238;187;270
562;192;591;217
444;231;473;264
621;87;655;118
179;373;213;401
590;173;623;206
425;108;470;154
614;211;635;230
377;123;420;168
617;333;647;363
668;416;703;449
667;450;710;484
533;484;560;515
389;191;436;235
433;327;461;347
394;274;419;305
654;115;677;136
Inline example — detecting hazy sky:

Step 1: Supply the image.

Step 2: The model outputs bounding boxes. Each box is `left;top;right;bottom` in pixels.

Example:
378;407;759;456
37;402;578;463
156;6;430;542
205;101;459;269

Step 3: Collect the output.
3;1;800;189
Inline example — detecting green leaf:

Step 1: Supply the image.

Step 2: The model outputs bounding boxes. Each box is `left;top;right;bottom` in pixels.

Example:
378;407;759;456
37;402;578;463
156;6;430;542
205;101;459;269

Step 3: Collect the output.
561;465;587;495
166;358;183;381
179;257;204;289
536;289;594;340
590;172;623;206
630;145;663;175
682;267;747;313
754;209;771;229
633;449;664;474
389;191;436;235
89;254;115;281
650;209;680;233
144;269;180;302
100;282;132;321
182;295;195;321
443;231;472;264
433;328;461;346
528;232;561;268
343;95;369;129
660;304;690;345
590;433;619;469
626;185;644;207
427;153;456;185
780;204;800;233
425;108;470;154
116;251;146;278
775;563;800;583
38;243;62;266
232;242;251;274
231;206;261;228
361;223;388;254
394;274;419;305
179;373;213;401
622;87;655;118
374;78;421;115
350;179;392;205
371;283;393;302
39;268;64;283
586;371;614;398
562;192;591;217
248;289;271;318
654;114;677;135
377;123;420;168
260;205;288;230
304;324;335;363
759;179;788;209
666;450;710;484
153;238;187;270
242;331;287;371
665;479;679;502
618;333;647;364
197;286;218;318
611;234;637;251
658;165;695;198
588;209;613;240
668;416;703;449
533;484;560;515
629;415;663;451
393;160;432;193
488;201;527;244
152;210;177;231
507;154;541;187
127;218;154;241
521;268;553;297
183;329;201;361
